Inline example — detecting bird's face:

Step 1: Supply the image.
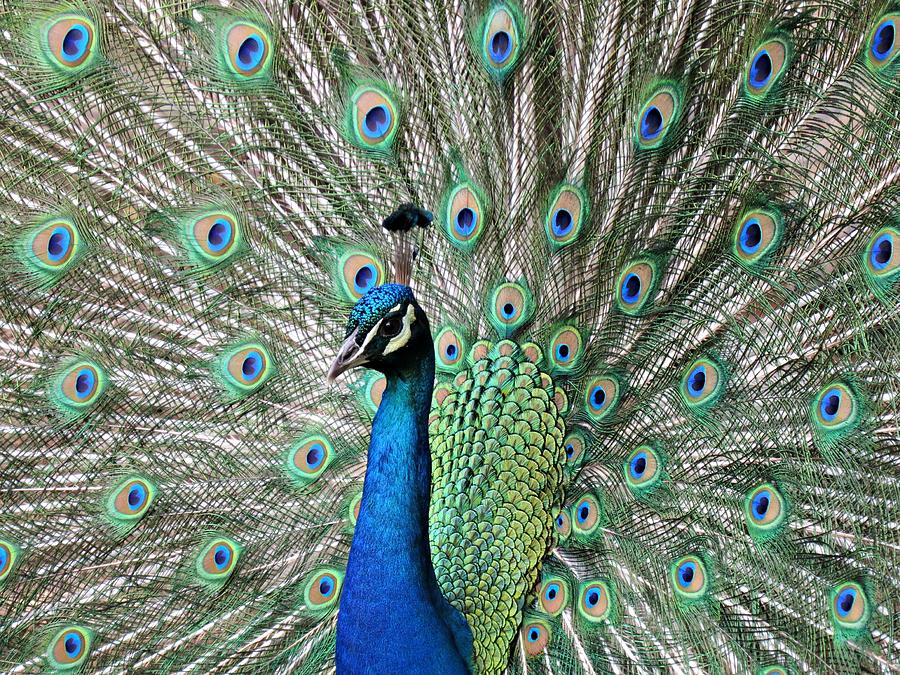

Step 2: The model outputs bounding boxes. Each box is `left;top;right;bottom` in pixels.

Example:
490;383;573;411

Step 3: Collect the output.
327;283;431;382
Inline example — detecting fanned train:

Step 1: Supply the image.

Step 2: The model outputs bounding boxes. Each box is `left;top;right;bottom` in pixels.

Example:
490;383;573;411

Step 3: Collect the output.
0;0;898;673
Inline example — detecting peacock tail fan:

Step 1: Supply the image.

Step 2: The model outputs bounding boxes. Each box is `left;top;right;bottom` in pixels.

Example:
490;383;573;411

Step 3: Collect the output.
0;0;897;673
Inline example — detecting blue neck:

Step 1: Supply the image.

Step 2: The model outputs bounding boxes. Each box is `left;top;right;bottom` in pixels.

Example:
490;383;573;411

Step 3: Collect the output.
336;352;472;674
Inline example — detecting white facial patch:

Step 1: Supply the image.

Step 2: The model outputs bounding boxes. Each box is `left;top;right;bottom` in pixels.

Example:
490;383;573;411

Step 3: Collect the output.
382;304;417;356
359;303;401;354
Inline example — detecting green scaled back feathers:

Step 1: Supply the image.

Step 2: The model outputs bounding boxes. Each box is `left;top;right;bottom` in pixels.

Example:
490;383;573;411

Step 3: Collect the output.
0;0;898;673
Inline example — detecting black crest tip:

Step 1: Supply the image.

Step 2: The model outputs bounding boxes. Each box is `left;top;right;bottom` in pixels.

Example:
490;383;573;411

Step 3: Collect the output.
382;203;433;233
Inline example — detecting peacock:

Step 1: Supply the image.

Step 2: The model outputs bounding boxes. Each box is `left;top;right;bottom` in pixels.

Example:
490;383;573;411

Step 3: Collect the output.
0;0;898;672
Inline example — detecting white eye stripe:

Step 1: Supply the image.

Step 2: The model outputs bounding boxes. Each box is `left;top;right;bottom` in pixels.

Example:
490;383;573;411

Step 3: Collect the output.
382;305;416;355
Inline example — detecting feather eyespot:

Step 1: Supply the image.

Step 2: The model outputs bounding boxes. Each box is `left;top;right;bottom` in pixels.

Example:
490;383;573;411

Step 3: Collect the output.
759;668;787;675
347;85;399;151
572;493;603;540
549;326;583;372
831;582;869;629
220;344;273;395
520;619;550;656
225;23;272;77
584;376;620;422
680;358;724;408
744;483;788;542
339;252;384;300
188;212;240;264
624;444;663;495
812;382;857;429
46;16;98;71
48;626;92;670
635;85;681;149
544;185;588;248
563;430;586;466
616;260;658;314
488;282;533;334
0;540;19;584
107;477;156;524
54;360;106;415
539;576;569;616
867;14;899;69
670;555;709;600
347;491;363;526
744;38;789;97
286;435;334;486
480;5;523;79
733;209;782;265
435;327;467;372
362;373;387;413
554;509;571;542
304;567;344;612
442;182;486;249
27;219;81;272
196;537;241;583
578;580;614;623
864;227;899;279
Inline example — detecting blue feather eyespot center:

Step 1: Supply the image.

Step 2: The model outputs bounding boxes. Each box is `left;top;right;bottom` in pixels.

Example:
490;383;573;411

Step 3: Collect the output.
621;273;641;304
871;234;893;270
353;264;377;295
751;491;770;520
740;218;763;254
630;452;647;478
820;389;841;421
363;105;391;139
237;36;263;70
640;106;663;140
127;484;146;510
490;31;512;63
873;20;895;60
590;386;606;409
47;227;71;261
75;369;94;398
213;545;230;569
527;627;540;642
0;548;6;568
687;366;706;397
545;584;559;600
305;443;324;470
565;443;574;458
586;589;600;607
206;219;232;252
454;207;476;236
501;302;517;319
319;577;334;597
577;501;590;523
241;352;263;381
678;562;695;587
62;25;88;61
556;515;564;527
749;50;773;87
445;343;457;359
837;588;856;616
555;343;571;362
551;209;573;236
64;633;81;656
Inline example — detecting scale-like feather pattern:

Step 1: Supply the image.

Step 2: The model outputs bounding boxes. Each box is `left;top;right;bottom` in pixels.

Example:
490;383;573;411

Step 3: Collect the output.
429;340;567;673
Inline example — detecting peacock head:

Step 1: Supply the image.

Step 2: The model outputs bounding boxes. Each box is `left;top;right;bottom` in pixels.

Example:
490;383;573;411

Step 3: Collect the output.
327;283;431;382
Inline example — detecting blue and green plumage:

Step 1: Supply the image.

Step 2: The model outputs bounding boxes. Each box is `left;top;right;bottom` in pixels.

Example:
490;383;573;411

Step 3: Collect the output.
0;0;898;673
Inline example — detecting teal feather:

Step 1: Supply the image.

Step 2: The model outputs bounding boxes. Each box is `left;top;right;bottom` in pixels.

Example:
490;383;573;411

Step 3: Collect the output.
0;0;897;673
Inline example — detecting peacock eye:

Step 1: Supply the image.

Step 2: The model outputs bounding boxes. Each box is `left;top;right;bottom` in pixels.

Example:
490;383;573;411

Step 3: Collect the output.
379;316;403;338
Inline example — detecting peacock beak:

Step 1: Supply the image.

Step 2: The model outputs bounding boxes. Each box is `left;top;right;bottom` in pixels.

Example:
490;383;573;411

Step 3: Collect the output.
326;328;368;383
